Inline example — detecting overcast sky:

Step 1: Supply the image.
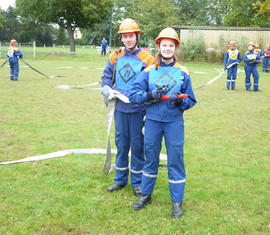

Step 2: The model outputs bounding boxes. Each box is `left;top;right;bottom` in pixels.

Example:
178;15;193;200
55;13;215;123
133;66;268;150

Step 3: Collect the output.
0;0;16;10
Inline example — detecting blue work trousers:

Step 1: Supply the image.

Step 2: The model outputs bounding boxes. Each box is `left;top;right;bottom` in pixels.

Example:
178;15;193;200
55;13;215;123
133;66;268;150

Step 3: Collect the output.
245;64;259;91
9;61;19;81
114;110;145;187
101;47;107;56
226;65;238;89
141;119;186;202
262;57;269;72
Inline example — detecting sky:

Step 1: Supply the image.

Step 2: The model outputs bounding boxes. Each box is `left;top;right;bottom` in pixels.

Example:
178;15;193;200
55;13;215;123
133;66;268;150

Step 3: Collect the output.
0;0;16;10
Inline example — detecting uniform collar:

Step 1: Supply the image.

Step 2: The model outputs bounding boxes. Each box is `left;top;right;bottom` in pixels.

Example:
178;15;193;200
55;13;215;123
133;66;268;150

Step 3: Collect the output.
160;60;176;67
124;45;142;55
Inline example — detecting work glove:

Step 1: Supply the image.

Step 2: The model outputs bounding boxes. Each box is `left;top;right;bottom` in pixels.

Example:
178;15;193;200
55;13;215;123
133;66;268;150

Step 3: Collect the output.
147;87;164;101
170;92;183;105
101;85;116;100
224;65;227;71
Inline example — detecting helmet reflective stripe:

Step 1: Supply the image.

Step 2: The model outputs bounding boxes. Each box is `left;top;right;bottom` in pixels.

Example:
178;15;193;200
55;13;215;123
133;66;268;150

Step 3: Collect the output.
168;179;186;184
143;171;157;178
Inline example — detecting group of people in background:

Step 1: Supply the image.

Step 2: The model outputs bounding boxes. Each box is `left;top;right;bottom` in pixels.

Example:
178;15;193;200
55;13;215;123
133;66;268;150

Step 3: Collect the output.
224;41;270;91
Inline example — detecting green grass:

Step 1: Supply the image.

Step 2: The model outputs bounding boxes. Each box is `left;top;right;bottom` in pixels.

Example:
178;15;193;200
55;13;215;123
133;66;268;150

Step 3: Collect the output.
0;53;269;234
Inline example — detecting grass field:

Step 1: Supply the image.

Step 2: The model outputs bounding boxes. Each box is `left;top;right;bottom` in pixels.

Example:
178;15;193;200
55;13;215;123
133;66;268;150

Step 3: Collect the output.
0;48;270;234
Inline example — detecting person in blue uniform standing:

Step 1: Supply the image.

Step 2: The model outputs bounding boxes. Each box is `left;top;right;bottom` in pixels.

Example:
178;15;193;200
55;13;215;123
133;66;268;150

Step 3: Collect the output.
101;37;108;56
7;39;23;81
129;27;197;218
224;41;241;90
244;42;261;91
262;44;270;73
101;18;154;196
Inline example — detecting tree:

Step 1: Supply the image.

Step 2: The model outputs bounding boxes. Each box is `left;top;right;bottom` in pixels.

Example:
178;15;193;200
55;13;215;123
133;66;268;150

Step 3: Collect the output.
0;8;5;28
0;7;21;42
133;0;180;43
253;1;270;20
16;0;113;52
224;0;270;27
56;27;68;46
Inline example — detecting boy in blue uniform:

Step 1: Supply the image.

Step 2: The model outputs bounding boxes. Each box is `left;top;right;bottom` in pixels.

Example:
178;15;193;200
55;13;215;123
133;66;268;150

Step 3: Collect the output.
7;39;23;81
262;44;270;73
101;37;108;56
129;28;196;217
101;18;154;196
244;42;261;91
224;41;241;90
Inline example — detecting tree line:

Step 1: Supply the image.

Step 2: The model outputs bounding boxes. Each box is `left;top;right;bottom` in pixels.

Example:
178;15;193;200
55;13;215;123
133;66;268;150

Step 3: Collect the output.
0;0;269;52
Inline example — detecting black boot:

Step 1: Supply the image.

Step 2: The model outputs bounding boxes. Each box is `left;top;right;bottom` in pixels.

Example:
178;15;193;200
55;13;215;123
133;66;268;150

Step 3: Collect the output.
133;194;152;210
133;186;141;196
172;202;184;218
107;184;125;192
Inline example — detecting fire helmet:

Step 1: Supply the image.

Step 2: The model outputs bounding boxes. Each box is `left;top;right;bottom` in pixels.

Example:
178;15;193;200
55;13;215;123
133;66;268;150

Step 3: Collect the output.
118;18;141;34
155;27;180;47
248;42;255;47
10;39;17;44
229;41;237;46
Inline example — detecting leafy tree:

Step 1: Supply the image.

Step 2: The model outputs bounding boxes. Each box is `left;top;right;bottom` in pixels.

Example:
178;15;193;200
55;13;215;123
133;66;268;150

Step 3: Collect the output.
17;18;55;46
0;7;21;42
133;0;179;43
56;27;68;46
16;0;113;52
224;0;270;27
0;8;5;28
253;1;270;20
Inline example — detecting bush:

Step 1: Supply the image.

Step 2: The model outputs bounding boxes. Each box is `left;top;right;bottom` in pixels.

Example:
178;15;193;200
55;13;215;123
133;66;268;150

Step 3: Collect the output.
178;31;206;62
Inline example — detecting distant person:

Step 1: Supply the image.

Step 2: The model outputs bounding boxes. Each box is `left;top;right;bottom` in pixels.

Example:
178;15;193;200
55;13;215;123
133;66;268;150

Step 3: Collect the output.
244;42;261;91
101;37;108;56
224;41;241;90
7;39;23;81
254;44;263;59
129;27;197;218
101;18;154;196
262;44;270;73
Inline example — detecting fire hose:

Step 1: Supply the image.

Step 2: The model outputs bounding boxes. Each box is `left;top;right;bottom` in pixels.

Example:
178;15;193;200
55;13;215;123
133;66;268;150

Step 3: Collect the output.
102;92;188;174
20;58;65;78
195;62;239;89
1;59;8;67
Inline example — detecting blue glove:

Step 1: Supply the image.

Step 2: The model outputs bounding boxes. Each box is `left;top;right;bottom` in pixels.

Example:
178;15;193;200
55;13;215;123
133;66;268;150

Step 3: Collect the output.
170;92;183;105
147;87;164;101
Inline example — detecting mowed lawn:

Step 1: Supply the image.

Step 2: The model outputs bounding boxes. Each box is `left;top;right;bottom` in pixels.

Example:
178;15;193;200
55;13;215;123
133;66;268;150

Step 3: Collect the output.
0;49;269;234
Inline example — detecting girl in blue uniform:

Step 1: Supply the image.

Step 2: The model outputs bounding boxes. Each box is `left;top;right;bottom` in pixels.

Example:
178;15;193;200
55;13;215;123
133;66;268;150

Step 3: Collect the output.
244;42;261;91
129;28;197;217
101;19;154;196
